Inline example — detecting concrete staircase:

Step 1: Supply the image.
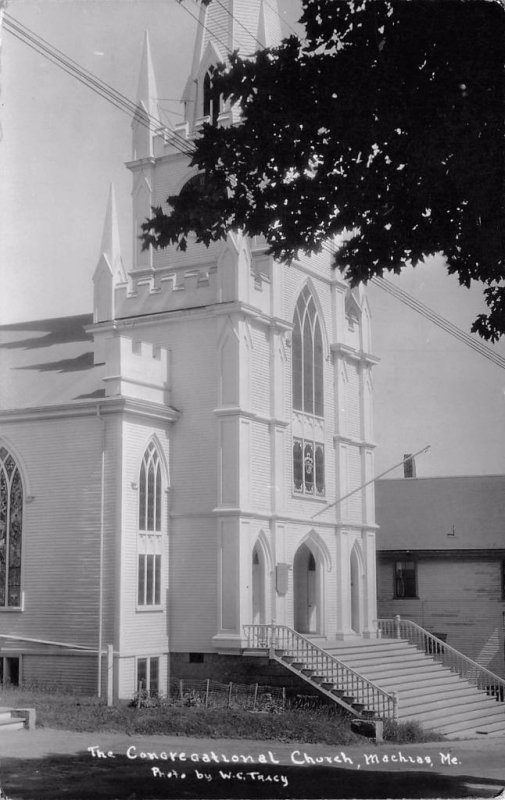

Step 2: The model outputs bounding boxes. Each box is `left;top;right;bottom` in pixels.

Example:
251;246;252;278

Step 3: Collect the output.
325;639;505;738
0;708;27;733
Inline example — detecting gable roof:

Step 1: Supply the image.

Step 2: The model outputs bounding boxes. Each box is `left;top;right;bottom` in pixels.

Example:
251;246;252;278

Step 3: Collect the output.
376;475;505;551
0;314;105;410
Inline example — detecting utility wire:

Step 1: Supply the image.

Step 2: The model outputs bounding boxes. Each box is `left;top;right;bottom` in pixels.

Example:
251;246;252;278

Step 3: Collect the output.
320;242;505;369
372;275;505;369
3;13;195;157
7;6;503;369
214;0;265;50
176;0;231;56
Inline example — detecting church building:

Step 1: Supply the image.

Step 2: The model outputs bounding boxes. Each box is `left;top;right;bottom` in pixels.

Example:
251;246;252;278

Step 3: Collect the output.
0;0;379;700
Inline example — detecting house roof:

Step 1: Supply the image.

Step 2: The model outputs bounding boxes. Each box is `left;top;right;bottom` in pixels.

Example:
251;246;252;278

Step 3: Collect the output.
375;475;505;551
0;314;106;410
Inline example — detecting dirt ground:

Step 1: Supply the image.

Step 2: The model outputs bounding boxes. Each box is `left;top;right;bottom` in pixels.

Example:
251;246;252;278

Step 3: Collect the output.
0;728;504;799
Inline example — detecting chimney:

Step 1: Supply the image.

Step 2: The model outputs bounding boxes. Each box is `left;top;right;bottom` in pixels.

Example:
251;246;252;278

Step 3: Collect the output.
403;454;416;478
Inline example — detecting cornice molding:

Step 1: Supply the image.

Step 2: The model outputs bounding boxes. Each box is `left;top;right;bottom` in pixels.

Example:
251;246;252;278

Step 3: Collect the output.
0;397;179;424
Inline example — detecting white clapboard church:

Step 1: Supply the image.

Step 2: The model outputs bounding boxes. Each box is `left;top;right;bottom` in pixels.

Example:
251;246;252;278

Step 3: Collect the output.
2;2;505;737
0;0;379;701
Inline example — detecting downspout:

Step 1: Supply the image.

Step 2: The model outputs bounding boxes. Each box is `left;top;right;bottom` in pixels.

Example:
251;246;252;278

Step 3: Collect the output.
97;405;106;697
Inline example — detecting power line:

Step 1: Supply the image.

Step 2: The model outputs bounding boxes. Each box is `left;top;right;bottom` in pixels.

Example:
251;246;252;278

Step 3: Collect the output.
372;276;505;369
3;13;195;158
320;242;505;369
176;0;231;56
8;5;502;368
214;0;265;50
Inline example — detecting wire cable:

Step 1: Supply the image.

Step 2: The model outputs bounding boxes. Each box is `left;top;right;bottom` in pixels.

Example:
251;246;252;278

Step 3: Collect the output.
3;13;195;157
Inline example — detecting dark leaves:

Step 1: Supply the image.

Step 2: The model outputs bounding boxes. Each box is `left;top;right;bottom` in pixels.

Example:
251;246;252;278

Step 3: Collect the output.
143;0;505;339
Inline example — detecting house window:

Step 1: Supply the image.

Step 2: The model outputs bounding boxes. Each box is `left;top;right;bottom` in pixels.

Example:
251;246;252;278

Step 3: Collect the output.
292;287;324;417
0;656;20;686
394;560;417;598
138;443;163;608
293;438;325;496
203;70;221;125
0;447;23;608
137;656;159;696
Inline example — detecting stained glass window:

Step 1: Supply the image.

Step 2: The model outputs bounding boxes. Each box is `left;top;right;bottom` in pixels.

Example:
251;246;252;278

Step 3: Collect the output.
292;287;324;417
293;439;325;497
0;448;23;608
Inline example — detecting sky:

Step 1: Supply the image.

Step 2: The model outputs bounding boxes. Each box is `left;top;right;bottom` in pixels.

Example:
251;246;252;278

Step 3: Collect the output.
1;0;505;479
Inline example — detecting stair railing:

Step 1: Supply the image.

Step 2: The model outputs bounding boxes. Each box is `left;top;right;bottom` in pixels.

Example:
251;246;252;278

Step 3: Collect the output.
243;623;397;720
377;616;505;702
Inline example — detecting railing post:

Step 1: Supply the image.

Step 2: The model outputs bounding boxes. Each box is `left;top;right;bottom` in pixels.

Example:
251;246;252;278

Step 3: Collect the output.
391;690;398;721
394;615;401;639
269;620;276;658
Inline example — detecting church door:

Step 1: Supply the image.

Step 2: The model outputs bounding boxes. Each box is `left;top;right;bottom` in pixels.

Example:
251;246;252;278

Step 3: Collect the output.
293;544;318;634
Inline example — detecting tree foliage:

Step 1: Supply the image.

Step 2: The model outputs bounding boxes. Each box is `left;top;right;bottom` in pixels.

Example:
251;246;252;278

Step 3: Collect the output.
142;0;505;340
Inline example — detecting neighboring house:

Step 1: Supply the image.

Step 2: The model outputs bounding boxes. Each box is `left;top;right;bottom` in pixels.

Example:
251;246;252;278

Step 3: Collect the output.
0;0;379;699
376;471;505;677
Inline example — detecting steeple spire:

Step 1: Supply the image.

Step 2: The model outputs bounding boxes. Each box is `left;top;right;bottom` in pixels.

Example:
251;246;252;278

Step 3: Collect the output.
132;31;160;159
93;184;126;323
99;184;122;269
182;0;282;133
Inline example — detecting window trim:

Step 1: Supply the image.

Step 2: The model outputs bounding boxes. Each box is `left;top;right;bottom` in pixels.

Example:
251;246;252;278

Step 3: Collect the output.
137;442;164;611
136;656;160;697
0;447;23;610
292;287;324;418
293;436;325;498
393;560;418;599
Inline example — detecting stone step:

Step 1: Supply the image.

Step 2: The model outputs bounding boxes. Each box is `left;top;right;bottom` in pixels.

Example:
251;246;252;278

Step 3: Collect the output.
377;673;467;693
352;663;447;682
435;712;505;738
399;690;497;717
398;687;485;712
401;699;505;726
0;714;25;733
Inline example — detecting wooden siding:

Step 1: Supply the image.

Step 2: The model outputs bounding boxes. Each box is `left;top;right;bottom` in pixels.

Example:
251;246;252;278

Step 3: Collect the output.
0;416;112;649
22;653;98;694
377;559;505;677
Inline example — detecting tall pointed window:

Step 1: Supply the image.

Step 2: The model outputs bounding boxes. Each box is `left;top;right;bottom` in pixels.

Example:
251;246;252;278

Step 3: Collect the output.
292;288;325;496
203;70;221;125
292;286;324;417
138;442;163;607
0;447;23;608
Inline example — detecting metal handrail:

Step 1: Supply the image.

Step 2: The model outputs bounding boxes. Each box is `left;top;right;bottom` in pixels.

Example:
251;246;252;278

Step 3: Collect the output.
243;623;397;719
377;616;505;701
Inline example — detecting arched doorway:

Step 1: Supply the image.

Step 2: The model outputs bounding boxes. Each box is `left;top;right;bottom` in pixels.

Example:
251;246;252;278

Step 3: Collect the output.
350;547;361;634
293;544;318;633
252;545;266;625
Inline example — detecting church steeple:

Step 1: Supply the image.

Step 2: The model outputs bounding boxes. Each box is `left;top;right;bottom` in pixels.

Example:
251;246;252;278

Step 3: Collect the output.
93;184;126;323
181;0;282;133
132;31;161;160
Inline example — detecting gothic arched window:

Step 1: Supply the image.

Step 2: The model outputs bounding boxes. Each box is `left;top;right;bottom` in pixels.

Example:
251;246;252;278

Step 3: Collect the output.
292;286;324;417
138;442;163;607
203;70;221;125
292;288;325;496
0;447;23;608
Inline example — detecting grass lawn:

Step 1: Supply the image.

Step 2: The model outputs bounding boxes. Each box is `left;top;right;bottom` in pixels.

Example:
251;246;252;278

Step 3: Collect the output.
0;685;442;745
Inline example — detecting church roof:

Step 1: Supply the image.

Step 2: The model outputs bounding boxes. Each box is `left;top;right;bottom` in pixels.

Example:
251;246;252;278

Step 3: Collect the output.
376;474;505;552
0;314;106;410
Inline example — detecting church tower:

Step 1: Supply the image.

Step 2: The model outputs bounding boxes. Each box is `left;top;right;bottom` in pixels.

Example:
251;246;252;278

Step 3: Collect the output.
91;0;379;696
